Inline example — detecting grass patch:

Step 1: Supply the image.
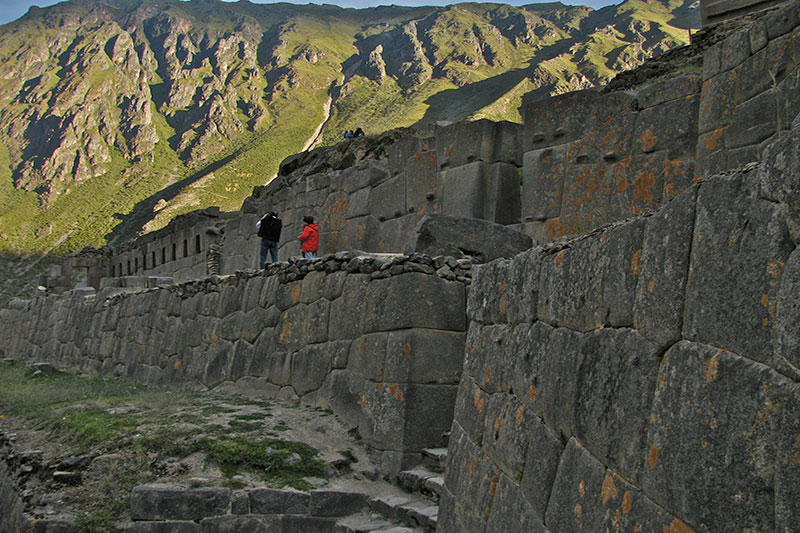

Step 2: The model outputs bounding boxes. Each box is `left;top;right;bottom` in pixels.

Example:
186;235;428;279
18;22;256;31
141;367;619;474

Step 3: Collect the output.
195;435;326;490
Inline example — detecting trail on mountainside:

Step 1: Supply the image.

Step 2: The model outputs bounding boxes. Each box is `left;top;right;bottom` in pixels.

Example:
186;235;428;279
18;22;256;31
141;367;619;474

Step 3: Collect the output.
307;59;364;151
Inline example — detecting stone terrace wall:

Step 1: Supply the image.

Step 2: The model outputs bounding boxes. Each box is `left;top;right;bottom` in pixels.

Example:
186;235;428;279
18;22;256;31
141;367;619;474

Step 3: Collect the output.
111;208;228;283
697;1;800;178
219;120;523;273
437;120;800;531
0;253;471;474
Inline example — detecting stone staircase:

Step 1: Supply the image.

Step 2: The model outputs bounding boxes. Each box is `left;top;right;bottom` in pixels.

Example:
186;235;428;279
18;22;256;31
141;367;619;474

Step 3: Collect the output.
333;448;448;533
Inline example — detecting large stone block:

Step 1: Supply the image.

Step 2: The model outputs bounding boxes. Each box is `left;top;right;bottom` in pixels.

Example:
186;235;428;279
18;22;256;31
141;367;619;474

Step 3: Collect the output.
777;67;800;130
328;274;370;340
698;72;736;135
776;381;800;532
725;89;777;149
374;215;416;253
130;487;231;521
521;144;571;222
386;133;423;174
404;150;440;217
466;260;511;325
635;94;699;159
684;170;794;366
522;89;604;150
634;185;697;349
641;341;796;531
368;174;406;222
519;412;564;521
309;490;369;517
383;328;464;384
347;332;388;381
537;238;605;332
291;343;333;396
571;327;661;483
485;474;547;533
276;299;330;349
760;120;800;243
346;187;370;219
248;488;309;514
637;74;700;110
482;393;535;480
340;161;391;193
450;375;489;449
406;214;531;263
441;161;520;224
331;215;379;252
435;119;521;168
549;439;688;533
363;272;466;333
599;218;646;327
198;515;281;532
318;191;350;233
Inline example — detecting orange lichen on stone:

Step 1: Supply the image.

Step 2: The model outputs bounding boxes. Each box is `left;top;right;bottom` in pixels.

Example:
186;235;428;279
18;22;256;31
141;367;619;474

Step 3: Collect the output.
528;384;537;403
555;249;566;268
468;459;476;477
173;360;180;370
403;343;412;359
633;169;656;204
291;284;302;303
616;175;629;192
622;491;632;515
579;480;586;497
484;365;492;383
648;279;657;293
574;504;583;518
761;294;769;307
631;249;643;275
647;445;659;468
665;518;693;533
494;416;503;435
515;406;525;425
704;127;724;150
389;383;403;400
641;128;658;152
601;473;618;505
767;259;785;279
474;386;485;416
705;352;720;383
280;322;292;343
489;474;500;496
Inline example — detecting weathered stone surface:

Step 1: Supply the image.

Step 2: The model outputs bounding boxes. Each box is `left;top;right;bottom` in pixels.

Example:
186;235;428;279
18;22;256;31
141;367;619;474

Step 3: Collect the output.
198;515;281;532
334;215;380;252
130;486;231;521
637;74;700;110
291;343;332;396
463;323;515;395
571;328;661;482
725;89;777;148
775;248;800;380
384;328;465;384
482;393;534;479
765;0;800;39
698;70;735;135
347;187;370;219
450;376;489;448
684;170;794;366
522;89;603;150
641;341;794;531
249;488;310;514
276;299;330;348
363;272;465;333
328;275;370;340
775;382;800;532
404;150;439;217
634;185;697;349
521;144;570;222
441;161;520;225
374;215;416;253
309;490;369;517
368;174;406;222
720;29;751;72
435;119;521;168
760;121;800;243
519;413;564;521
599;218;645;327
407;214;531;263
124;521;201;532
485;474;547;533
635;94;699;159
281;515;336;532
537;238;605;332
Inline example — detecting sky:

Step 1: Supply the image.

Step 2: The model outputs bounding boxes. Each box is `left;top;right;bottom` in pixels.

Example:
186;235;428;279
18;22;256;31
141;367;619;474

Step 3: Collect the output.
0;0;620;26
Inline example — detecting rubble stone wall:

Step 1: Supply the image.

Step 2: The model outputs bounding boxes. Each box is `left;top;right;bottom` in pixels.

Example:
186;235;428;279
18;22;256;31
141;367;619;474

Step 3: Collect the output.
437;119;800;531
0;254;471;474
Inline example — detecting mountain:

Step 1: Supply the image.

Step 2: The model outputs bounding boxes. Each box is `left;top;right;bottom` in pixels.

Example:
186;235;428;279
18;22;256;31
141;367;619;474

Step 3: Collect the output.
0;0;699;301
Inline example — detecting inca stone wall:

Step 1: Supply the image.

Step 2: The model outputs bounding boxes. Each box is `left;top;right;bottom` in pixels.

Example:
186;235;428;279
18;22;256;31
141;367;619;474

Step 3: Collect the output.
0;253;471;474
437;116;800;530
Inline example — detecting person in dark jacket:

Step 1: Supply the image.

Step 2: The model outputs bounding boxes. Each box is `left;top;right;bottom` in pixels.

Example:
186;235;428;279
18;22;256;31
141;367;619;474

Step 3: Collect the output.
298;216;319;259
256;211;282;267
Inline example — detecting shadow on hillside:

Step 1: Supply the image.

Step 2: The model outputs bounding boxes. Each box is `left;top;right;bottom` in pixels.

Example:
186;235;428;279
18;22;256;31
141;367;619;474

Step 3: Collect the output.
103;151;241;247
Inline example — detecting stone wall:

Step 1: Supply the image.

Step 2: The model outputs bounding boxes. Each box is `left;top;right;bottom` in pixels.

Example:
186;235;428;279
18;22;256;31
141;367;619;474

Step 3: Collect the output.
0;437;27;533
0;253;471;474
696;1;800;177
111;208;228;283
437;119;800;531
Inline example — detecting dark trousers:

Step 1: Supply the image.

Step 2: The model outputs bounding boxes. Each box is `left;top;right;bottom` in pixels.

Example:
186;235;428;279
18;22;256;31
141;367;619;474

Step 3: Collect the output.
260;239;279;267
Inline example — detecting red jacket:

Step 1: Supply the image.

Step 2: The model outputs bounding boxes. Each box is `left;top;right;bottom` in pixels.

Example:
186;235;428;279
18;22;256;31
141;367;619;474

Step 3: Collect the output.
298;223;319;252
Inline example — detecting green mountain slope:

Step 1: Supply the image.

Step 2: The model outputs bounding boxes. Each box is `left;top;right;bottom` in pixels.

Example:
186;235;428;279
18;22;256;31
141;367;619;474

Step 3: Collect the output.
0;0;699;301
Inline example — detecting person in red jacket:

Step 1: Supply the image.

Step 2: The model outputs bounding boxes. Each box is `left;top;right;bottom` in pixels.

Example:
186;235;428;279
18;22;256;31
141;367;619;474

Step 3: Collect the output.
298;215;319;259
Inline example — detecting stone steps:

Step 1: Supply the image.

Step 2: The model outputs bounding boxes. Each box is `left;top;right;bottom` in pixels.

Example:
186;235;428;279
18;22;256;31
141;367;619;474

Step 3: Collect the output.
421;447;447;473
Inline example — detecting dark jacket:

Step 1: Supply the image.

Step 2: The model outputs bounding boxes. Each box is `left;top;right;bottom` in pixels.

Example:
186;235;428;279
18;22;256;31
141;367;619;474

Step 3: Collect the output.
298;223;319;253
258;215;282;242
